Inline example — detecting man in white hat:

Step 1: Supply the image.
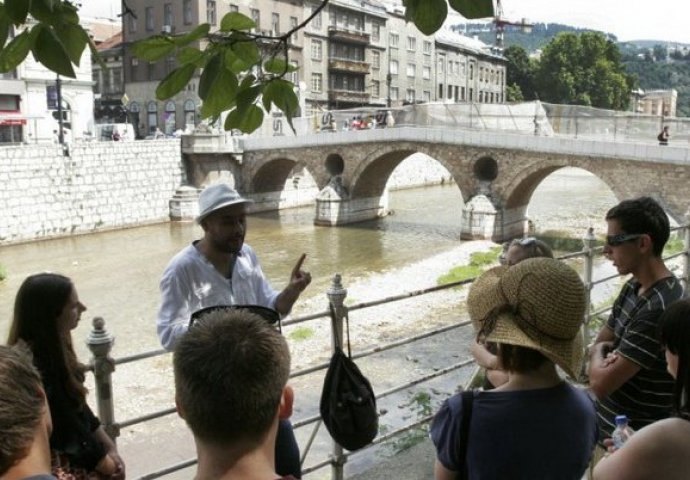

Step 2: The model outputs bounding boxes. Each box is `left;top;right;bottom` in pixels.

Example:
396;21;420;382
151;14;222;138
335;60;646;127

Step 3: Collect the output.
157;182;310;478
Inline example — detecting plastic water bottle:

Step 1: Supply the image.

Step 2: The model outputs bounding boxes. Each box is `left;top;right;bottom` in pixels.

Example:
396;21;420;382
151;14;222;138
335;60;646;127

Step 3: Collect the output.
612;415;634;449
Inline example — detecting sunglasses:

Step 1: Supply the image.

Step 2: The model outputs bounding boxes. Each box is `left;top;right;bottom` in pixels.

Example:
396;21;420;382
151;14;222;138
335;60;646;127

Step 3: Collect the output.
605;233;644;247
189;304;281;330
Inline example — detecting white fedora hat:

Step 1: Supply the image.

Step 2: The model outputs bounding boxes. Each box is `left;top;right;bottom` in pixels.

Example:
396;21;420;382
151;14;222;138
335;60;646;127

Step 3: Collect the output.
196;183;253;223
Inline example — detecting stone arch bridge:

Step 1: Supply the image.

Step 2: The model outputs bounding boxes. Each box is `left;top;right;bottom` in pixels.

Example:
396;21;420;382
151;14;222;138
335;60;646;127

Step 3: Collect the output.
183;127;690;242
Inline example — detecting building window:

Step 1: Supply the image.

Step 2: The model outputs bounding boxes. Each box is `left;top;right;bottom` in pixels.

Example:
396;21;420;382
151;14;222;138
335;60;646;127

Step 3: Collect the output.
251;9;260;29
147;62;155;80
311;4;322;29
390;59;398;75
311;39;322;60
438;57;444;73
164;3;174;29
438;83;443;99
207;0;216;25
145;6;154;31
371;50;380;69
165;55;175;74
423;90;431;102
289;60;299;85
406;88;415;103
229;4;238;12
290;16;298;41
406;63;415;77
423;40;431;54
128;14;137;33
448;85;452;99
111;67;122;93
461;86;466;101
422;66;430;80
183;0;193;24
407;36;416;51
390;86;399;100
92;70;101;94
389;33;399;48
147;101;158;132
311;73;322;92
184;99;196;127
130;58;138;81
372;21;380;41
164;100;176;134
469;88;474;101
454;85;459;101
372;80;380;97
469;64;474;80
272;12;280;34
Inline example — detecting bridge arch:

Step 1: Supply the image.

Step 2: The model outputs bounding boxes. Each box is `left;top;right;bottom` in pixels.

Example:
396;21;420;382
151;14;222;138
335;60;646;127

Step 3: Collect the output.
349;142;473;202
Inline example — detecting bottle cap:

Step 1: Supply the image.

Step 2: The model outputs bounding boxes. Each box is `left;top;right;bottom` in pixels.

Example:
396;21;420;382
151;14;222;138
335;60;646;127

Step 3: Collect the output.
615;414;628;424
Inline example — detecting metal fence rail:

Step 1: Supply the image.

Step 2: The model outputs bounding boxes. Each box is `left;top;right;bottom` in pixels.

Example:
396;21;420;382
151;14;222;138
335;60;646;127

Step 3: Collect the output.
85;225;690;479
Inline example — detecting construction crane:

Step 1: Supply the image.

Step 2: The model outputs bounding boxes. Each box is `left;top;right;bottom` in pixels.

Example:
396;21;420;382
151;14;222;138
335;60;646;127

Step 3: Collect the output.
493;0;533;51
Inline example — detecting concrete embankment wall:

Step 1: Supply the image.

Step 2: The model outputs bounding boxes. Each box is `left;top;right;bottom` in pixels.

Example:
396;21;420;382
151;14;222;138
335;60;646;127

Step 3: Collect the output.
0;140;182;244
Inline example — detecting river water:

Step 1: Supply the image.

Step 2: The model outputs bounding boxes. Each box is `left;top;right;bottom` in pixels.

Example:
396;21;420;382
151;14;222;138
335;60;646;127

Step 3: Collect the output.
0;166;617;355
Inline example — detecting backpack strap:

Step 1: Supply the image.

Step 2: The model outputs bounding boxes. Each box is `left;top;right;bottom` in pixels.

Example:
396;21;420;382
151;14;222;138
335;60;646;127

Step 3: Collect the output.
457;389;475;480
328;303;352;357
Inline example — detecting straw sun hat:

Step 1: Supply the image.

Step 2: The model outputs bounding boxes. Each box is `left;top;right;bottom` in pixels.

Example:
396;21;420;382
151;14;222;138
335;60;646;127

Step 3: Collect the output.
467;257;586;378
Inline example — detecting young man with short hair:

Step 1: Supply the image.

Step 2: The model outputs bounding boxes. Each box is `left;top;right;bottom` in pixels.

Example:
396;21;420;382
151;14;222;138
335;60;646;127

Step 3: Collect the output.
0;344;55;480
174;309;295;480
588;197;684;458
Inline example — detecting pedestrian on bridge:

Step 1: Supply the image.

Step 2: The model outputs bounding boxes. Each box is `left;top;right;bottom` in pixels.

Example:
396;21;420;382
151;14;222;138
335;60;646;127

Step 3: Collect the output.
157;182;311;478
658;126;670;145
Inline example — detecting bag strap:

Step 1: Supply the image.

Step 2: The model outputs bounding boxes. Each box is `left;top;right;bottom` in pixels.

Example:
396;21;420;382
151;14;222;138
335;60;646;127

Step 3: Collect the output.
457;390;475;480
328;303;352;358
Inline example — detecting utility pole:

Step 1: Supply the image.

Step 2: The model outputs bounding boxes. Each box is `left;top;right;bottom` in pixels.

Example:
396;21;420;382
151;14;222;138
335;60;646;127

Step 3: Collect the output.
56;76;64;144
386;73;392;108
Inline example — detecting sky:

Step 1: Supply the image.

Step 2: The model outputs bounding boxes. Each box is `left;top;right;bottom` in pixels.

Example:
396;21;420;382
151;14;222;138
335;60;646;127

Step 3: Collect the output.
80;0;690;44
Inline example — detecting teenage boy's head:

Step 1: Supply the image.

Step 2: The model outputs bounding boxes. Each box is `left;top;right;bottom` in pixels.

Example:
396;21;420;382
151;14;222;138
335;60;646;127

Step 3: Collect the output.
0;344;50;476
174;309;291;450
605;196;670;258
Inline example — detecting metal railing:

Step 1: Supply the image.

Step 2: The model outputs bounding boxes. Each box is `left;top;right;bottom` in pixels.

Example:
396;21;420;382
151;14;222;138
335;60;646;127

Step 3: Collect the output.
85;225;690;479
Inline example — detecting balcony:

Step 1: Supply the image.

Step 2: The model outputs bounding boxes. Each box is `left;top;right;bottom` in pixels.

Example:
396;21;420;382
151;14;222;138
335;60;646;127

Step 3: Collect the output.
328;58;370;74
328;26;370;45
328;89;370;104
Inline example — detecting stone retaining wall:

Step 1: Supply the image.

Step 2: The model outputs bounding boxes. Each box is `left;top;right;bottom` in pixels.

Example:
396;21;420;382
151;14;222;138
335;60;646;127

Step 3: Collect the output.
387;153;453;190
0;140;183;244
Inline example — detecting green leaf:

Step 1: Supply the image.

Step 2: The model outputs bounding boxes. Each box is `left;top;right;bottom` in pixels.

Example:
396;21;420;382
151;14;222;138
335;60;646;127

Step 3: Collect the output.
29;0;57;23
0;29;31;72
448;0;494;19
173;23;210;46
131;36;176;62
31;25;75;77
198;53;221;100
264;57;297;75
0;6;11;48
224;48;252;74
236;85;263;111
156;63;196;99
264;79;298;116
410;0;447;35
231;40;261;66
5;0;30;24
54;23;88;66
225;104;264;133
177;46;206;67
220;12;256;32
199;64;238;118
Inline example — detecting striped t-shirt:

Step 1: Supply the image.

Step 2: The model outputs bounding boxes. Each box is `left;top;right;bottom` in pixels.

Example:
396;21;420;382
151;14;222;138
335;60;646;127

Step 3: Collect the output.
596;276;684;439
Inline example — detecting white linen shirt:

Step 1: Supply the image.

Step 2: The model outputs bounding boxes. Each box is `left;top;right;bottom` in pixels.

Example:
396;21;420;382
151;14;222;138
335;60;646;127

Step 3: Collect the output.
157;242;279;350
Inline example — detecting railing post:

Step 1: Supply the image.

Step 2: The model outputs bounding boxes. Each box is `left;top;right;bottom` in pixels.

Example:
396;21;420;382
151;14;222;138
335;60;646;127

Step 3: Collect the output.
326;274;347;480
582;227;597;349
681;216;690;292
87;317;119;442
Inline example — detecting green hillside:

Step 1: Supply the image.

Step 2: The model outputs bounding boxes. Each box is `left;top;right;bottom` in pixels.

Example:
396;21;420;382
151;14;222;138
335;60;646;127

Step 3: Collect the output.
451;22;689;117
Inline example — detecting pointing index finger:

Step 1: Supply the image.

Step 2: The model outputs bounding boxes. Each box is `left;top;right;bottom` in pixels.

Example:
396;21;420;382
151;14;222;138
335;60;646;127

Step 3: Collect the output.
292;253;307;274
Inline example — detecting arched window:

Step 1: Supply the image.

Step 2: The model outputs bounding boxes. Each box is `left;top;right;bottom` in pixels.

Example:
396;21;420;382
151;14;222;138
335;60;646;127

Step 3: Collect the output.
184;99;196;129
147;101;158;133
164;100;176;134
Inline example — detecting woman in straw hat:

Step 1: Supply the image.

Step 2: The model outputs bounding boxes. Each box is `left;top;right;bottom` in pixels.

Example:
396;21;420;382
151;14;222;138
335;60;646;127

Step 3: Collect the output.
473;236;554;389
593;299;690;480
431;258;598;480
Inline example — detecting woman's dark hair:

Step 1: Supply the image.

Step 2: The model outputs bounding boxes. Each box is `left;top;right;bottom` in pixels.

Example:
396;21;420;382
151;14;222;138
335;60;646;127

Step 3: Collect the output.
497;343;548;373
659;299;690;418
7;273;87;404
